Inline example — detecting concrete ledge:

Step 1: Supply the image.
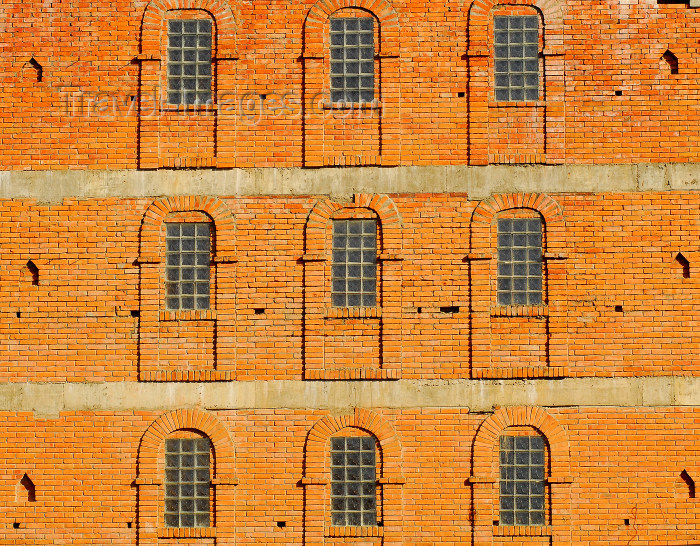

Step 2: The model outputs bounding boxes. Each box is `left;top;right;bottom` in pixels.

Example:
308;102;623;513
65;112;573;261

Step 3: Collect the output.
0;163;699;202
1;377;699;418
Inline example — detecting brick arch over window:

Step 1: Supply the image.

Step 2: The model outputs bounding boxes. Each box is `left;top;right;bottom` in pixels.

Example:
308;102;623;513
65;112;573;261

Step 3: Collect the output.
472;406;570;478
303;0;399;57
303;194;404;380
139;196;237;263
467;0;564;55
140;0;238;57
304;408;403;481
469;407;572;544
470;193;565;246
135;409;237;545
305;193;402;255
302;409;404;542
468;193;568;379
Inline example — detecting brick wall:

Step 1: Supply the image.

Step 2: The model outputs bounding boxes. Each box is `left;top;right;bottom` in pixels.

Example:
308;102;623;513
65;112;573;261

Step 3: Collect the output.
3;0;700;168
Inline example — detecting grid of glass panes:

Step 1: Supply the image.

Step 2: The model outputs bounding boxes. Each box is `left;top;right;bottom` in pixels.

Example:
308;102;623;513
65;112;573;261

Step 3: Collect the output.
332;219;377;307
494;15;539;101
499;435;545;526
497;218;542;305
165;223;211;310
330;17;375;103
330;437;377;526
164;438;211;528
167;19;213;105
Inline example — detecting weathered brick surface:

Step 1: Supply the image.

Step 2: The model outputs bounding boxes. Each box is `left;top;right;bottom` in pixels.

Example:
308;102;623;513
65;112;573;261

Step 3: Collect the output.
0;192;698;381
3;0;700;167
1;408;699;544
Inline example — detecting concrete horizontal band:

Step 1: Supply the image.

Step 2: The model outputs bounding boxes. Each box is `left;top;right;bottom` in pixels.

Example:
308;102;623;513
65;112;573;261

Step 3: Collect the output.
0;163;697;202
0;376;698;418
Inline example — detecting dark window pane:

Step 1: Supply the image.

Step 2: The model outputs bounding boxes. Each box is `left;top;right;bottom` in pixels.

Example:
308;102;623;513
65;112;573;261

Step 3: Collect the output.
499;434;546;526
497;216;543;306
332;219;378;307
330;435;377;527
165;438;211;528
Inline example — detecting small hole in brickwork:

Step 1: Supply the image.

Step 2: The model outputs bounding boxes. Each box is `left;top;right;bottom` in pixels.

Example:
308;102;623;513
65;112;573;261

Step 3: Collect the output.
16;311;20;318
493;520;499;526
440;306;459;314
276;521;286;528
260;94;267;100
614;305;623;313
416;307;422;313
22;260;39;286
681;469;695;498
254;308;265;315
131;310;140;318
615;90;622;96
662;50;679;74
28;57;42;82
624;518;630;525
457;92;465;98
127;521;132;528
676;252;690;278
20;474;35;502
13;522;20;529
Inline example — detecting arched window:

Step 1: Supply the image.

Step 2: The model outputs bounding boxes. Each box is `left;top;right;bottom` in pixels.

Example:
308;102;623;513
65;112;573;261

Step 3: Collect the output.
469;406;572;541
302;0;401;166
468;193;567;378
136;409;237;543
138;197;237;381
302;409;404;541
303;194;403;379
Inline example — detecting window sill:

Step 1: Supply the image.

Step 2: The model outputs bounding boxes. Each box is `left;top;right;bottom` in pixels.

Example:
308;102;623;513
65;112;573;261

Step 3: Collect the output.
160;104;217;113
160;309;216;321
472;366;566;379
321;101;381;110
326;525;383;537
140;369;234;382
324;306;381;319
493;525;551;537
305;367;399;380
491;305;547;317
488;100;545;108
158;527;216;538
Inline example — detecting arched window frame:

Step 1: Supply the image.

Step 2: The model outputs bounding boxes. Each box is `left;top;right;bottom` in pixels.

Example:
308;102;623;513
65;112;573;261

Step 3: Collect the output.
137;0;239;168
302;408;405;541
468;193;568;379
302;194;403;380
138;196;237;381
466;0;565;164
468;406;572;543
301;0;401;166
135;409;237;544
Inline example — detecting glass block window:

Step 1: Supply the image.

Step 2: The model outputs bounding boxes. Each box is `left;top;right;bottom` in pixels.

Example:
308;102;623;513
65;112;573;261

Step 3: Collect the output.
165;223;211;310
332;219;377;307
330;17;375;104
330;437;377;527
494;15;539;101
164;438;211;528
168;19;213;105
497;217;542;306
499;435;545;526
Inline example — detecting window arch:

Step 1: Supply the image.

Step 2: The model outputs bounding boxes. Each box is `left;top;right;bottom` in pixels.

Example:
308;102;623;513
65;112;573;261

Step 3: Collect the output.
136;409;237;543
138;196;237;381
302;408;404;540
302;194;403;380
468;193;567;378
468;406;572;542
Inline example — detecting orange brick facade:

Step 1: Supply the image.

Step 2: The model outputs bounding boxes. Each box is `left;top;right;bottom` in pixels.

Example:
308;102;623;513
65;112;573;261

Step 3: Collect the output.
3;0;700;543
